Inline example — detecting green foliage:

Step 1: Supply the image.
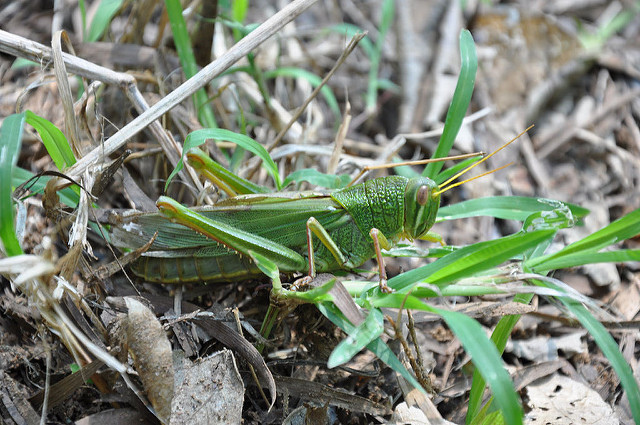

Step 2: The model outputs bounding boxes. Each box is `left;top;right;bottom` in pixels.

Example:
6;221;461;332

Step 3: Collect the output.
24;110;76;169
87;0;125;42
264;67;341;119
366;0;395;113
438;196;589;222
165;0;218;128
424;30;477;179
327;308;384;368
0;111;79;257
0;113;26;256
579;5;640;50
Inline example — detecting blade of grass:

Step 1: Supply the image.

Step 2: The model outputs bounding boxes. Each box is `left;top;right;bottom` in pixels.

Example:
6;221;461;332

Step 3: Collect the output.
387;229;556;292
87;0;124;42
25;110;76;169
232;0;249;41
527;208;640;271
373;294;523;425
165;0;218;128
424;30;477;179
317;302;426;394
530;249;640;271
325;24;375;58
532;278;640;424
327;308;384;368
281;168;351;190
438;197;589;222
467;292;533;422
12;167;80;208
0;112;26;256
365;0;394;113
264;67;340;118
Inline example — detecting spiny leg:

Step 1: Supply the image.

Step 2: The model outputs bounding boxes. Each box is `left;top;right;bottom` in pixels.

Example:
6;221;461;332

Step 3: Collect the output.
369;228;392;293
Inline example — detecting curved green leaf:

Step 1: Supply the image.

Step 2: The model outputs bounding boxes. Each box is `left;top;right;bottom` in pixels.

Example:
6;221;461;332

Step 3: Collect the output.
388;229;556;292
87;0;124;42
424;30;477;179
527;208;640;271
0;113;26;256
25;110;76;169
438;197;589;222
317;302;426;394
373;295;523;425
328;308;384;368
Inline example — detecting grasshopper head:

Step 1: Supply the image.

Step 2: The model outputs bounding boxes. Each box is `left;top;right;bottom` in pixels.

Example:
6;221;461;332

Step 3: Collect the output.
403;177;440;240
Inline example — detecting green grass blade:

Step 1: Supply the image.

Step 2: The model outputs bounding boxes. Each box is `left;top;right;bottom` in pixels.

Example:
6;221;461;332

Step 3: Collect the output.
438;197;589;222
0;113;26;256
374;78;400;92
533;279;640;423
232;0;249;23
282;168;351;190
231;0;249;41
388;230;556;292
373;295;523;425
437;307;522;425
317;302;426;394
365;0;394;113
327;308;384;368
527;208;640;271
264;67;340;118
532;249;640;271
165;0;217;128
12;167;80;207
433;155;483;185
166;128;281;191
564;300;640;424
25;110;76;169
11;58;38;70
424;30;477;179
79;0;87;39
87;0;124;42
472;410;505;425
467;293;533;422
325;24;375;58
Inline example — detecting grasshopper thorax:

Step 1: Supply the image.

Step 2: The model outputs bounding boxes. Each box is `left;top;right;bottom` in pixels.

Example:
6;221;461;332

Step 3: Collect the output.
403;177;440;240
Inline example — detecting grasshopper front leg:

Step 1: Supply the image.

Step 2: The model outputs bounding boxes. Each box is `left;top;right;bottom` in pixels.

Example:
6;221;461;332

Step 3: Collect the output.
306;217;392;293
370;228;392;293
157;196;308;273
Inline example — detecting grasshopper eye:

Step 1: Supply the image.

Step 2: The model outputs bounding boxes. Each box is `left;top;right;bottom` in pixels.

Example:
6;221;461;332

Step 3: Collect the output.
416;185;430;206
404;178;440;239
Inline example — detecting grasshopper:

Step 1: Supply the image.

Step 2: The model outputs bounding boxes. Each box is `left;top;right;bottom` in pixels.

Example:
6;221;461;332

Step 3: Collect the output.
111;131;523;292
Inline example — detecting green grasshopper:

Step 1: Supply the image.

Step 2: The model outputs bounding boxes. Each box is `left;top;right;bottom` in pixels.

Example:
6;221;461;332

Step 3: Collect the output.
111;133;521;292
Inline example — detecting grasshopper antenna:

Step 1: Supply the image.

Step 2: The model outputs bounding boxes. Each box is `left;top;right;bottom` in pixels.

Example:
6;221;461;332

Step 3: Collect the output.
347;151;485;187
433;125;534;196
